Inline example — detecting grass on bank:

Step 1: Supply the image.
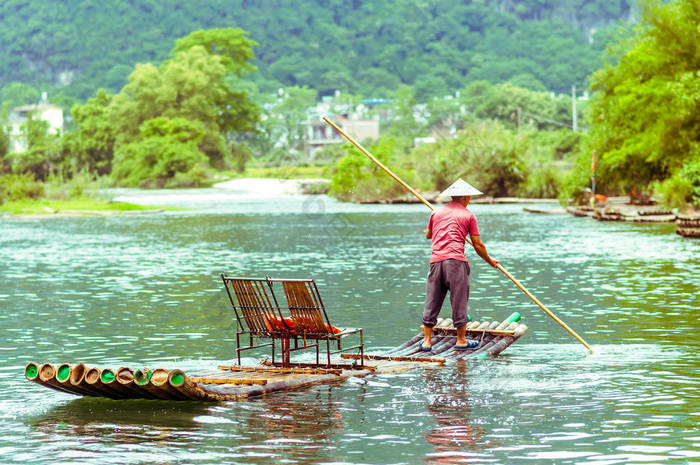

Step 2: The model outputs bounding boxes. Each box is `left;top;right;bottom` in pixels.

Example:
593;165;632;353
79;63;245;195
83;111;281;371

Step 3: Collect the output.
0;198;165;215
0;173;173;216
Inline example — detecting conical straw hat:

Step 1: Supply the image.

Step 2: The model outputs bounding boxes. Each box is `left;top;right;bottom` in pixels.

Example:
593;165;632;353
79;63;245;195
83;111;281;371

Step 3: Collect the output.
439;179;483;197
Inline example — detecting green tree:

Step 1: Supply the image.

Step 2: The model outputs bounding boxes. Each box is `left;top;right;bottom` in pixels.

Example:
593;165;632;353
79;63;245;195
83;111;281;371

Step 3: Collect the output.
267;86;317;158
329;137;411;202
106;43;259;177
171;28;257;76
63;89;115;174
380;87;420;145
9;117;62;180
1;82;40;110
461;81;576;131
415;121;528;196
0;125;9;160
111;117;207;187
587;0;699;203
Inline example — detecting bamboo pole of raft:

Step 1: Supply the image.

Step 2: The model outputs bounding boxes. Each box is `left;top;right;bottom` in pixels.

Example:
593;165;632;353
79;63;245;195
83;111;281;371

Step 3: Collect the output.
323;116;594;354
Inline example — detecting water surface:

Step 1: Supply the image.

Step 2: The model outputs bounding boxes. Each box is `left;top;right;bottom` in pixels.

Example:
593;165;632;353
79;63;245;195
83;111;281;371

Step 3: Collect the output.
1;188;698;464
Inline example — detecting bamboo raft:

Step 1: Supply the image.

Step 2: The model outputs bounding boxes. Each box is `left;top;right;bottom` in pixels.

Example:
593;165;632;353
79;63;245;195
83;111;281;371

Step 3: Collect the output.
25;313;526;402
676;215;700;238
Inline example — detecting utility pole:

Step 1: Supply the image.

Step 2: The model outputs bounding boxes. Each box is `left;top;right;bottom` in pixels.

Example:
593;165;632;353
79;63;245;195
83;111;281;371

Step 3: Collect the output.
572;85;578;132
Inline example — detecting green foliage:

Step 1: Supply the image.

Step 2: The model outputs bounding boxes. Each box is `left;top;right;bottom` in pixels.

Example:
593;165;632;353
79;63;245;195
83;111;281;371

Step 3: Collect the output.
56;32;261;186
268;86;317;154
111;117;207;187
381;88;421;144
0;1;632;100
0;82;40;110
8;117;63;180
587;0;700;203
424;97;464;137
41;172;109;201
331;118;583;202
418;121;529;196
0;125;8;159
654;153;700;209
63;89;115;174
329;138;411;202
461;81;581;131
230;143;253;172
172;28;257;76
0;173;44;204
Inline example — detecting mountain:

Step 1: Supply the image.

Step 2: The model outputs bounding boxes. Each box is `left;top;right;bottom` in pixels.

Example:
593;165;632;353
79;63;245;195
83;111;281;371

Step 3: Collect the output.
0;0;633;102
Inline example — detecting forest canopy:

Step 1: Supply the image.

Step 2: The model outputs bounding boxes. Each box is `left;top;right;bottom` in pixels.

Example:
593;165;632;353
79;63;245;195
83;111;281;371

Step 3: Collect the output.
0;0;632;103
582;0;700;206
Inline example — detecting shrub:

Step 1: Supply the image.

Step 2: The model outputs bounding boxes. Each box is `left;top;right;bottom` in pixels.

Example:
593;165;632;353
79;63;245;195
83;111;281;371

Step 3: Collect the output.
0;173;44;204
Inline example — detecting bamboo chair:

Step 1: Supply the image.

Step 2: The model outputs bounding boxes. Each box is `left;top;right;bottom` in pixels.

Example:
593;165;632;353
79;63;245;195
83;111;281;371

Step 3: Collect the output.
273;278;363;367
221;274;295;366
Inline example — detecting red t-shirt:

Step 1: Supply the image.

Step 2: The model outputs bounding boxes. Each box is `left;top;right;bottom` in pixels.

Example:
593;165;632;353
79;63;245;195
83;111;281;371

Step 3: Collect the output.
427;201;480;264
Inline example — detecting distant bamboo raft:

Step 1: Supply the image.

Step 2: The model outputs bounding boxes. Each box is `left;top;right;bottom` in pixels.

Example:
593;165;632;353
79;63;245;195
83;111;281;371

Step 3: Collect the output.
24;314;526;402
676;215;700;238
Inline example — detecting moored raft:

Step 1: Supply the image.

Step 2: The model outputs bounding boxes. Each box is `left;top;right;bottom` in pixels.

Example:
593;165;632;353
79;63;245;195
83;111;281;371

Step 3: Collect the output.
676;215;700;238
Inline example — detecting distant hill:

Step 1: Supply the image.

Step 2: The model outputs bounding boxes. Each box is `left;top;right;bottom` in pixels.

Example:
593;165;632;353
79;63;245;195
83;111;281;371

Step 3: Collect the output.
0;0;633;102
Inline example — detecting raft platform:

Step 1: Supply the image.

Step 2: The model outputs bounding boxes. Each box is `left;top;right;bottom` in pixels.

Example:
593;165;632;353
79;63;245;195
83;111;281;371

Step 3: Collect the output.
24;314;527;402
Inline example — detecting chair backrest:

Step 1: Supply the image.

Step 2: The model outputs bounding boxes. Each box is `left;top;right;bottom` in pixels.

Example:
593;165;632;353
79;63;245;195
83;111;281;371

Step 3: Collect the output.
277;279;332;334
221;275;289;336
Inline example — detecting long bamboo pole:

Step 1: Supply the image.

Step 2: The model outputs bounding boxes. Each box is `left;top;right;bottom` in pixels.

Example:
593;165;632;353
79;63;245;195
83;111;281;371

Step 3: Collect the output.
323;116;593;353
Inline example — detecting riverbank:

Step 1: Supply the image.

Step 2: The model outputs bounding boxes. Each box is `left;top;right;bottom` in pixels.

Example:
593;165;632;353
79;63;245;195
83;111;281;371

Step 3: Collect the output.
0;198;168;218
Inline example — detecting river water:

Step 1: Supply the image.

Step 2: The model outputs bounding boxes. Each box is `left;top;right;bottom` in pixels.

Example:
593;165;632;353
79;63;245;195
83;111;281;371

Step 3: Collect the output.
1;187;698;464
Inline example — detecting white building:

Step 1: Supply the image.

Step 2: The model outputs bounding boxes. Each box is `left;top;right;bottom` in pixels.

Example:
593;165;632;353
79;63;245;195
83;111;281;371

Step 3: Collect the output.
6;99;63;153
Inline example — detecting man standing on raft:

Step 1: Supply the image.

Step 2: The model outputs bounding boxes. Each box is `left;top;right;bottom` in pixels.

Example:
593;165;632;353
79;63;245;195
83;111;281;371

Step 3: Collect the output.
420;179;499;351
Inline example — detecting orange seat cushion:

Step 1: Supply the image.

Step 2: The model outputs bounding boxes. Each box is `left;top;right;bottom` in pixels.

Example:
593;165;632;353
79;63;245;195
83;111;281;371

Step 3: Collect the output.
264;316;296;332
326;325;342;334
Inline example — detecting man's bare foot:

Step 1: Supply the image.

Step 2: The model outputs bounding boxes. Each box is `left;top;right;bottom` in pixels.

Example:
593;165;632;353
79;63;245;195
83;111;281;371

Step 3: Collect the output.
419;338;432;351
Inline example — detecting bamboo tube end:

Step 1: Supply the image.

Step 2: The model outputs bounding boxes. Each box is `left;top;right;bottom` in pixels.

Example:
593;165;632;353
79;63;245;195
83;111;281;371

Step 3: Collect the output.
100;368;116;383
69;363;87;385
85;367;101;385
150;368;170;386
56;364;71;382
39;363;55;382
168;369;186;387
134;369;152;386
25;362;39;380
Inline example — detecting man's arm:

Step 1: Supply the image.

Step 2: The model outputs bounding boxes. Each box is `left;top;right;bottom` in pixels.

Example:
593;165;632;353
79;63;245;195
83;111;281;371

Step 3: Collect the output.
469;234;499;268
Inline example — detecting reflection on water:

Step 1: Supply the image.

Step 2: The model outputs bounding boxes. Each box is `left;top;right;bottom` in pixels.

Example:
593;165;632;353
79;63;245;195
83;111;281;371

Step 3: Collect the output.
1;189;699;464
423;362;493;464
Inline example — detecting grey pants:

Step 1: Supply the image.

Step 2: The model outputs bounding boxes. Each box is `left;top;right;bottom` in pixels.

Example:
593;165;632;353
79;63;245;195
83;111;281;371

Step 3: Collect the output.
422;259;470;328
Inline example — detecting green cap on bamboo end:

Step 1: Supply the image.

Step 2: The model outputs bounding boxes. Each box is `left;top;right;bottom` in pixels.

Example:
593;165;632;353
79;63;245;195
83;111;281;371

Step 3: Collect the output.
476;353;489;359
56;364;71;382
169;370;186;387
101;369;116;383
25;363;39;379
506;312;521;324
